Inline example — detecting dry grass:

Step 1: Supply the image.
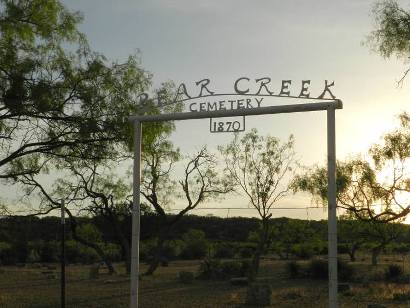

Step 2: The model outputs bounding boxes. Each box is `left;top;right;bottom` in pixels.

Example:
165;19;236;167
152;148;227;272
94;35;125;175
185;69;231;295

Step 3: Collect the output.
0;257;409;307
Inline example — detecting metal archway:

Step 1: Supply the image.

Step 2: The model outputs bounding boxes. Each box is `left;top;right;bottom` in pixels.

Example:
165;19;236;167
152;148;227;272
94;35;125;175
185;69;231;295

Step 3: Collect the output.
129;100;342;308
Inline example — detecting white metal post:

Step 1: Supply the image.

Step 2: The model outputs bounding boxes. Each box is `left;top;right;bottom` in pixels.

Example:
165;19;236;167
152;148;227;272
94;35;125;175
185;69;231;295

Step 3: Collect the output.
130;120;141;308
327;107;338;308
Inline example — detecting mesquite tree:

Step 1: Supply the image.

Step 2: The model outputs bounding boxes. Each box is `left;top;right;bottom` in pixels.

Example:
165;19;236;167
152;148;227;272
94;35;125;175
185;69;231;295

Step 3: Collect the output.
219;128;297;281
141;139;232;275
366;0;410;85
293;113;410;223
0;0;152;184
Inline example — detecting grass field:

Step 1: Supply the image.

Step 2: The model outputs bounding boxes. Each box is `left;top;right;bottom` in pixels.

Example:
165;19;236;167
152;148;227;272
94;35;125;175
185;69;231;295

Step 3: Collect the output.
1;256;410;307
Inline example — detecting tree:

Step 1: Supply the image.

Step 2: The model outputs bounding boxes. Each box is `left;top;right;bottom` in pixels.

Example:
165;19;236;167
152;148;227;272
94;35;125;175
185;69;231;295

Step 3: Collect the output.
293;113;410;223
179;229;209;260
219;129;297;281
362;221;402;266
53;160;134;273
0;0;182;274
142;139;232;275
338;217;367;262
270;219;316;260
366;0;410;85
0;0;151;183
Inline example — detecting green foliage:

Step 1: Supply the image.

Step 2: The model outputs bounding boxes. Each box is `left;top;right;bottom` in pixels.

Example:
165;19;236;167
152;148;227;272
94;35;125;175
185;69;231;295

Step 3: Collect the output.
103;243;122;262
294;113;410;223
307;259;354;281
270;219;324;259
27;249;40;263
291;243;315;259
180;229;209;260
0;0;164;188
367;0;410;61
219;129;296;220
197;259;249;280
39;241;59;262
238;245;255;258
391;243;410;257
213;242;235;259
162;240;184;260
0;241;15;265
65;239;99;264
76;224;102;243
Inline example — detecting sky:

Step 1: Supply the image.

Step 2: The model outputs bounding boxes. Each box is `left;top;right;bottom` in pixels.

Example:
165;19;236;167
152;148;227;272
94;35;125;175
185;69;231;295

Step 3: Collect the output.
7;0;410;220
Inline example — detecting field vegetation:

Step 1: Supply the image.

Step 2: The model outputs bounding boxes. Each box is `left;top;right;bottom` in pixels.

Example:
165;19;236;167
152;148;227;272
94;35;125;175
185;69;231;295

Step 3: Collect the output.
2;215;410;306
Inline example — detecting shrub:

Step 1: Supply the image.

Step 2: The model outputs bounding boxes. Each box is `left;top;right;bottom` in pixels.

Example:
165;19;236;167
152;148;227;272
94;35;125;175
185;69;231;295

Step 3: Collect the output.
64;240;100;264
286;261;301;278
393;292;410;301
214;243;235;259
139;240;155;262
308;259;328;279
163;240;183;260
0;242;15;265
198;259;223;280
338;260;354;281
292;244;314;259
307;259;354;281
103;243;122;262
385;264;403;280
239;246;254;258
27;249;40;263
40;241;58;262
180;229;209;260
198;259;248;280
220;261;242;277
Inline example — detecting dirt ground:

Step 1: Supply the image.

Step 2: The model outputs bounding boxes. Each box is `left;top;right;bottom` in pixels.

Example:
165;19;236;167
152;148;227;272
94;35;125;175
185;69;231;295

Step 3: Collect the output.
0;257;409;307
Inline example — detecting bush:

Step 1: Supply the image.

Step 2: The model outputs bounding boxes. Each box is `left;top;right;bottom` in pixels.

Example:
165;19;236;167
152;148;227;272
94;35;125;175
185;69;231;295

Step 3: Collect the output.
338;260;354;281
213;243;235;259
292;244;314;259
198;259;248;280
220;261;242;277
385;264;404;280
198;259;223;280
103;243;122;262
393;292;410;301
139;240;155;262
180;229;209;260
239;246;254;258
40;241;59;262
308;259;328;279
307;259;354;281
64;240;100;264
163;240;183;260
286;261;301;278
27;249;40;263
0;242;15;265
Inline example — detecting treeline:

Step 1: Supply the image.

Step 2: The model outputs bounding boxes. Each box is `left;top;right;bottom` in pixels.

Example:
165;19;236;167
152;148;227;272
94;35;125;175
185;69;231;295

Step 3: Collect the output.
1;214;410;266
